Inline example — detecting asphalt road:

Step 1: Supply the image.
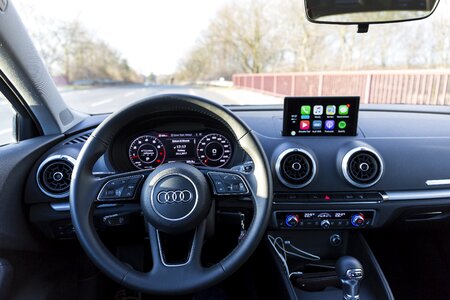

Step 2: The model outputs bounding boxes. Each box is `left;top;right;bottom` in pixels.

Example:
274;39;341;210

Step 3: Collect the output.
0;84;281;146
62;84;243;114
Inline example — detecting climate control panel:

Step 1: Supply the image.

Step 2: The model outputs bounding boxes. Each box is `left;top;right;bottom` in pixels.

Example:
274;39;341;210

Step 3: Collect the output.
275;210;375;230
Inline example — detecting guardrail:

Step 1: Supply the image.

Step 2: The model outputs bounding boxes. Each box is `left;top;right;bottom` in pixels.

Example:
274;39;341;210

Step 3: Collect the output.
232;70;450;105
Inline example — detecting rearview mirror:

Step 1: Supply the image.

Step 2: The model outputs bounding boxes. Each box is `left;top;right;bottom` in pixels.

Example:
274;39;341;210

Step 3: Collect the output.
304;0;440;31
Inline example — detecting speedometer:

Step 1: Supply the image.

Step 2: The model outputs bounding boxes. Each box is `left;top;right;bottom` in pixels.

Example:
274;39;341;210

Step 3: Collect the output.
197;133;232;167
129;135;166;169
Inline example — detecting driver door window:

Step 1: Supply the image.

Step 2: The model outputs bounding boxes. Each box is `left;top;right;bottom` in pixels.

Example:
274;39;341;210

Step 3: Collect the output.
0;94;17;146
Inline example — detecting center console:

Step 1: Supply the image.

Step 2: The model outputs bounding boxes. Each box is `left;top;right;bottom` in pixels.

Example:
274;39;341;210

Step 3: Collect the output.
263;97;394;300
266;231;394;300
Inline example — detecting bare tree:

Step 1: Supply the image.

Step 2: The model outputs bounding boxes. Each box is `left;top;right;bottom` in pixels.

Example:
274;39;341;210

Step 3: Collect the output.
177;0;450;81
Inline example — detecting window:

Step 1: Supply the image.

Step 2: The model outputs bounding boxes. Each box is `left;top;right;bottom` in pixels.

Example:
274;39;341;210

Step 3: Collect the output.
0;94;17;146
14;0;450;113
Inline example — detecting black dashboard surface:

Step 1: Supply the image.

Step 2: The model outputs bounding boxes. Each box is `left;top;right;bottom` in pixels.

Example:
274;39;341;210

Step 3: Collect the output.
237;108;450;192
27;106;450;197
238;109;450;139
25;104;450;234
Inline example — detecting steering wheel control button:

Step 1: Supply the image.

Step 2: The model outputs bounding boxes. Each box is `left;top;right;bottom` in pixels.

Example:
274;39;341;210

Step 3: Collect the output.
98;175;144;201
141;162;211;233
207;171;249;195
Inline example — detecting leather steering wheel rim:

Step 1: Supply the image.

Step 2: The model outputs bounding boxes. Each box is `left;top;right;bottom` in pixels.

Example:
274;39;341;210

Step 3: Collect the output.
70;94;272;295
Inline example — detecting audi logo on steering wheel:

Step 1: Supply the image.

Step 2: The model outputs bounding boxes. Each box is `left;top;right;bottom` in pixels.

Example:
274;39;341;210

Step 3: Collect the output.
156;190;193;204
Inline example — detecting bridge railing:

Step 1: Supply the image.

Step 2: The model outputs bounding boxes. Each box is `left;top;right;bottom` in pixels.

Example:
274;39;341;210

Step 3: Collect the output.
232;70;450;105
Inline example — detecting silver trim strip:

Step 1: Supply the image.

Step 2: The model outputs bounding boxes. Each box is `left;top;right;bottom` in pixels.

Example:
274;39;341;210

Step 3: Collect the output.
275;148;317;189
341;147;384;189
93;171;116;176
156;229;195;267
385;189;450;201
36;155;76;199
50;202;120;212
50;202;70;211
273;201;380;205
274;189;450;203
426;179;450;186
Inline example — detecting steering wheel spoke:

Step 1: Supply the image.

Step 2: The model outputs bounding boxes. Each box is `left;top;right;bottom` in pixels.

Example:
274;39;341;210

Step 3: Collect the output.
147;220;206;275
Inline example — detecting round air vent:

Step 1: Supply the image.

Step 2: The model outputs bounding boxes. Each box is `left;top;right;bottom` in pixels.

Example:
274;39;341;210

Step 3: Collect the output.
37;155;76;198
276;148;316;188
342;147;383;188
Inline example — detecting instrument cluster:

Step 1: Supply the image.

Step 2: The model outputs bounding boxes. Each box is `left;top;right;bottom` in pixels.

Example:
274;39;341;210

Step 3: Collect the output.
128;131;233;170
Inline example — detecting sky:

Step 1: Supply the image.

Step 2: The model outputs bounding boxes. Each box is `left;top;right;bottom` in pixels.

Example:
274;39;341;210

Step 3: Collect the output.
13;0;228;75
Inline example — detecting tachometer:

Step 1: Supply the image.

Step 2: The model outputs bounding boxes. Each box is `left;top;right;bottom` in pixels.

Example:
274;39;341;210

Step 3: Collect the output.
197;133;232;167
129;135;166;169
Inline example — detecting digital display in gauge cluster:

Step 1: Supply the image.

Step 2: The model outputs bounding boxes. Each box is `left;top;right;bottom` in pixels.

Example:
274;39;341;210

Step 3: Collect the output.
128;132;232;170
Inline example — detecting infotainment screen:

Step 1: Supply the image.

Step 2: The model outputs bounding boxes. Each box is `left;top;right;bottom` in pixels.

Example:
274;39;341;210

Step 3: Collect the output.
282;97;360;136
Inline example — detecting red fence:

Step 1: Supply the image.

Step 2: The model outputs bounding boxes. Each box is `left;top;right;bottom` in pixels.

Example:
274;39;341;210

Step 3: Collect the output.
232;70;450;105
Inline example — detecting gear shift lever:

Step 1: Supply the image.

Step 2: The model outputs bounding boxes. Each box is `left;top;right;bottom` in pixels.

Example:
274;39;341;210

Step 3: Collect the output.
336;256;364;300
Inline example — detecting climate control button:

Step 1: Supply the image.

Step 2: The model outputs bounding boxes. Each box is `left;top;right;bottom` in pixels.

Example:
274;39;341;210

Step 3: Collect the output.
351;213;366;227
285;214;300;227
320;219;331;229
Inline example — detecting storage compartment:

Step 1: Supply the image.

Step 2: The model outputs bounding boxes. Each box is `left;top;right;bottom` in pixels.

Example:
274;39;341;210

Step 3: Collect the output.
266;230;394;300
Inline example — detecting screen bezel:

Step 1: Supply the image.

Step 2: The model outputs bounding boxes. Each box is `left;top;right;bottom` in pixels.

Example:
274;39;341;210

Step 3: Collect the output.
282;96;360;137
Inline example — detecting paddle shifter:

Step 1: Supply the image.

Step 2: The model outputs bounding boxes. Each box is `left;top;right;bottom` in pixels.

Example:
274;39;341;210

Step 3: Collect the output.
336;256;364;300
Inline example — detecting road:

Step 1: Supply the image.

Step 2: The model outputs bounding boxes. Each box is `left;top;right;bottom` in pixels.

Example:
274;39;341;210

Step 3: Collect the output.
0;84;282;145
62;84;281;114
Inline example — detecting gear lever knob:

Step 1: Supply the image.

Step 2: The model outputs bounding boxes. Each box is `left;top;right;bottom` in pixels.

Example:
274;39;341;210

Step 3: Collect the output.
336;256;364;300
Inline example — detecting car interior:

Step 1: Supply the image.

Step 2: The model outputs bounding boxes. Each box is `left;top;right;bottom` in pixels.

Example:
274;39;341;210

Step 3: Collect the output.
0;0;449;299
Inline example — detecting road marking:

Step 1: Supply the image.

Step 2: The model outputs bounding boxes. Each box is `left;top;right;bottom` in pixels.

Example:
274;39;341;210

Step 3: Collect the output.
91;98;113;107
125;91;136;97
0;128;12;135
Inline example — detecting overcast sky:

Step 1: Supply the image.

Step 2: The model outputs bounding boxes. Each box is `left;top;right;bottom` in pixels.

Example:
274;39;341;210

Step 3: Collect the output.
12;0;449;76
13;0;228;75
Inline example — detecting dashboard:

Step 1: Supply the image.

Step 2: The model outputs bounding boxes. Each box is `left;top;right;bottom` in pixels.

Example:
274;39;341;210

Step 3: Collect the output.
24;103;450;239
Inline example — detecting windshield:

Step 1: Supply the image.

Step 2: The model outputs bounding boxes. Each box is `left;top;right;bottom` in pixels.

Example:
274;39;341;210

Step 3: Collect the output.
14;0;450;114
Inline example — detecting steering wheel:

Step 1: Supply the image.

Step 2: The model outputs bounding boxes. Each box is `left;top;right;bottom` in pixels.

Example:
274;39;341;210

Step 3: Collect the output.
70;94;272;295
